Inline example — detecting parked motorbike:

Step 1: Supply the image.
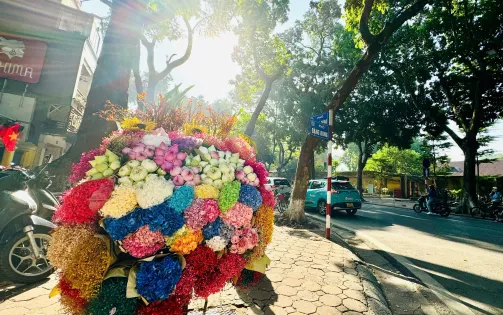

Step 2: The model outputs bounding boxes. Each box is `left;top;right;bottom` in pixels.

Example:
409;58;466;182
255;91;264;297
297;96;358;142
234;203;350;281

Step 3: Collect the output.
413;195;451;217
274;191;290;214
0;166;58;283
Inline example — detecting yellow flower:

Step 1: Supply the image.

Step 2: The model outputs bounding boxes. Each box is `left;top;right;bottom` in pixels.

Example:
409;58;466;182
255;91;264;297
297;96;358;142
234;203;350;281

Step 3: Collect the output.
167;228;203;255
100;185;137;218
194;184;220;199
183;122;208;135
120;117;156;131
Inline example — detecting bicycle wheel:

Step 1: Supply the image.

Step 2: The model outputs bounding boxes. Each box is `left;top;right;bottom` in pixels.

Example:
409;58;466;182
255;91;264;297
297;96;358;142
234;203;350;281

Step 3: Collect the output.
470;207;481;218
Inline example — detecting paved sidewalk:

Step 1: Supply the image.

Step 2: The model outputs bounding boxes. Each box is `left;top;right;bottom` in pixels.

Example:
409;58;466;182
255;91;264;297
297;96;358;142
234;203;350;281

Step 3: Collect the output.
0;225;391;315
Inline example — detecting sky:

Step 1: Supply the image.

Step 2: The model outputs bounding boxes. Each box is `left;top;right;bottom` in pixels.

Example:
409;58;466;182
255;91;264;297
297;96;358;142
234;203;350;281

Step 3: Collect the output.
81;0;502;163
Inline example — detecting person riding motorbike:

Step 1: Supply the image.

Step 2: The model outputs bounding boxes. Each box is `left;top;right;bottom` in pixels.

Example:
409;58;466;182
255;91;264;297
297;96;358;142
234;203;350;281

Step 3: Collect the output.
427;185;437;214
489;187;502;222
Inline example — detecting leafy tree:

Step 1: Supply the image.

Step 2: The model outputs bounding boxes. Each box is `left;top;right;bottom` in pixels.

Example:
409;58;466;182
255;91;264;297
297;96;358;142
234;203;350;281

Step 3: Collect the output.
333;62;421;194
383;0;503;209
340;143;359;172
365;145;422;188
412;133;452;177
230;0;291;137
285;0;432;222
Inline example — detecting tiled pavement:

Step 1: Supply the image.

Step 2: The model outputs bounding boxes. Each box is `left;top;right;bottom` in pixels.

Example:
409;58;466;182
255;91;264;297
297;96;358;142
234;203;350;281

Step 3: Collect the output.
0;225;391;315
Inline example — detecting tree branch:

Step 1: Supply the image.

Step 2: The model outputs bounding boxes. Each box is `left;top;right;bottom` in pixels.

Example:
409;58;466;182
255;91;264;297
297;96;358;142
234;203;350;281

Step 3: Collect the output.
359;0;376;45
132;40;144;104
158;16;193;80
386;63;464;147
141;35;157;76
436;70;469;131
375;0;431;44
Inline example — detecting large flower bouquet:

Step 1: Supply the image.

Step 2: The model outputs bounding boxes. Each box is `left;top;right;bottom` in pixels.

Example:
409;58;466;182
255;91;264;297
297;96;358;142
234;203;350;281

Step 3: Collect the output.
48;115;274;314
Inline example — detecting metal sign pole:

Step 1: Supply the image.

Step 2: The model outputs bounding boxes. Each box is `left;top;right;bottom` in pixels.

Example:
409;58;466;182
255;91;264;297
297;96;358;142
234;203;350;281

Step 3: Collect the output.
326;109;333;239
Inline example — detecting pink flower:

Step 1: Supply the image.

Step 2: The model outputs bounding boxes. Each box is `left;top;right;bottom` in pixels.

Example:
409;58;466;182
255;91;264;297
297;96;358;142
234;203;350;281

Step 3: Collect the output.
221;203;253;228
122;225;165;258
230;227;258;254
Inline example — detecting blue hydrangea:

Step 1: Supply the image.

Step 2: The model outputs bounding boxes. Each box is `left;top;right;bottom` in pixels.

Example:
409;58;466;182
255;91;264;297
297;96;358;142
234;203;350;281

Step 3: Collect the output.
143;200;184;237
136;256;182;303
202;217;222;240
104;207;144;241
238;184;263;212
168;186;194;213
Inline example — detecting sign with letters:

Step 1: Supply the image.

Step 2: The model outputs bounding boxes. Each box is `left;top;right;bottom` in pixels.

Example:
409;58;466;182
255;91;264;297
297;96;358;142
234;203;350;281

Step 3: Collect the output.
308;112;329;140
0;35;47;84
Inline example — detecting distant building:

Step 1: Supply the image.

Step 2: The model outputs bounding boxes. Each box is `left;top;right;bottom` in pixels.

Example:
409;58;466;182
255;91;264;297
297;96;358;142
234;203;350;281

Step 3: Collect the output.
447;160;503;177
0;0;102;167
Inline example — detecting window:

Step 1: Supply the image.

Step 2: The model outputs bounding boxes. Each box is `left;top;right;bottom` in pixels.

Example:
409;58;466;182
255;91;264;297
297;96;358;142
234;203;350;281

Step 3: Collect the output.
274;179;291;187
310;181;325;189
332;182;354;190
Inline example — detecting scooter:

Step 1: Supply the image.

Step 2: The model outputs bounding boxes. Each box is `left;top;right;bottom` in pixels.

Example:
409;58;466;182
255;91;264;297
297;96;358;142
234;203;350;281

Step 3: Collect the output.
413;195;451;217
0;166;58;283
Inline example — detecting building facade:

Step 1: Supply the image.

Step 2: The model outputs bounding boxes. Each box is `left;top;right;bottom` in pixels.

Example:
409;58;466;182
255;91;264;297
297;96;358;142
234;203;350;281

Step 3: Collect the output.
0;0;102;167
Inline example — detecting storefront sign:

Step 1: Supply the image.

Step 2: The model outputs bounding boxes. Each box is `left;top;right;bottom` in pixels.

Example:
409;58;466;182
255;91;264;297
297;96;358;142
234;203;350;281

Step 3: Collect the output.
0;35;47;84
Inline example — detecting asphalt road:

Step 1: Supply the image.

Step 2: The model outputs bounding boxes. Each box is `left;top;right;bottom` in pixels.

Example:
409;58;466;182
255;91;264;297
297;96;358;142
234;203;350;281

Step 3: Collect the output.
315;204;503;315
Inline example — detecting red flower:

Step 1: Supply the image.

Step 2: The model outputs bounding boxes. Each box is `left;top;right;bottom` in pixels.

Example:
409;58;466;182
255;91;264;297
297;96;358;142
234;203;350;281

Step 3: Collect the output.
185;246;217;276
218;253;246;279
0;123;21;152
53;178;115;224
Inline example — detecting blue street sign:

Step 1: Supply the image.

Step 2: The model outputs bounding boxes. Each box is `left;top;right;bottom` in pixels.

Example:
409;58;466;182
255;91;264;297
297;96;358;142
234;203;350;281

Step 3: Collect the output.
309;112;329;140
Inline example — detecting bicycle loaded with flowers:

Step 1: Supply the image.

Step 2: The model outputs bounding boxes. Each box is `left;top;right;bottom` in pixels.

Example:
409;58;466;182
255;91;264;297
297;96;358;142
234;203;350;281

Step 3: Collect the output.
47;97;275;315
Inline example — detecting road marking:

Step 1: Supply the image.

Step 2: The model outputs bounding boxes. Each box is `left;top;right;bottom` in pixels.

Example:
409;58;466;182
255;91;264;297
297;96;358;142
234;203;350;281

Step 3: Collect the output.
328;219;476;315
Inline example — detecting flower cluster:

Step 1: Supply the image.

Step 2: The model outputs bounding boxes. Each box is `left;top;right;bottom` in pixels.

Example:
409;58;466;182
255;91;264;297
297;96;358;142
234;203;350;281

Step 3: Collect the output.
63;234;111;299
221;202;253;228
168;228;203;255
58;276;88;314
135;175;174;208
168;186;194;213
122;225;165;258
230;227;259;254
85;277;139;315
183;198;219;230
51;126;271;314
194;184;219;199
171;136;203;152
136;256;183;303
69;148;105;184
54;178;114;224
218;181;240;212
239;184;263;211
99;185;137;218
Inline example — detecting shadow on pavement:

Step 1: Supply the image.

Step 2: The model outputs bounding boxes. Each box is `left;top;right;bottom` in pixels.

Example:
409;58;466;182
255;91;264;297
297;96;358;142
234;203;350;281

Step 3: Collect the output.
0;278;50;302
236;275;277;314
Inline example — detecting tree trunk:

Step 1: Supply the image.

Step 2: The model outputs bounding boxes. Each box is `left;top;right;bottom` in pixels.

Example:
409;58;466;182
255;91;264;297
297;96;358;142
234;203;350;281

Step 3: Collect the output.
284;135;320;223
145;79;158;105
48;0;148;189
132;40;144;108
244;80;274;137
461;134;478;212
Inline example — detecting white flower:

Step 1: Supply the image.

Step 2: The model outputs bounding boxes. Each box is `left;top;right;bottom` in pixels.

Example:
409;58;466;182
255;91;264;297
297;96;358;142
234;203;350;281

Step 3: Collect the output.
206;236;227;251
135;176;175;208
142;133;171;147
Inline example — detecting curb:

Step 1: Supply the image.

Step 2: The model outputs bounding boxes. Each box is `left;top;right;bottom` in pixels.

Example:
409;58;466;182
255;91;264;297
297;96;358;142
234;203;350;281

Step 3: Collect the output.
306;214;393;315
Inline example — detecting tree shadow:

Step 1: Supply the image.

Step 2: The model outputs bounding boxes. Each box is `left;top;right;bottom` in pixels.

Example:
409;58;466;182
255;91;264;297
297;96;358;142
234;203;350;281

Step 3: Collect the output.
235;274;277;314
